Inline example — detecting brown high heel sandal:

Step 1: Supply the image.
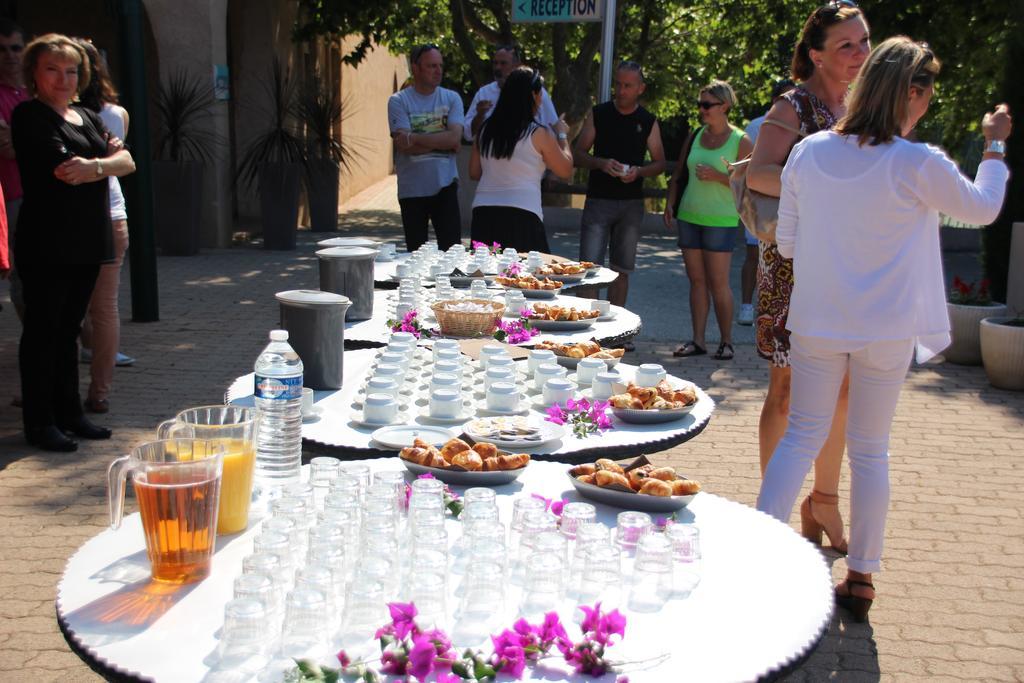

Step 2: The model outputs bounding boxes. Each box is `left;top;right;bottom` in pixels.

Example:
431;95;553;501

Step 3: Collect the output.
835;578;874;622
800;490;849;555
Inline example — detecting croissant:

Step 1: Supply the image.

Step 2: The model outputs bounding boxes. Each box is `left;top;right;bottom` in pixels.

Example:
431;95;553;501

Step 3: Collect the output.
482;453;530;471
648;467;677;481
594;458;624;474
441;438;472;463
472;442;499;460
608;394;633;408
577;473;597;485
627;469;648;491
567;346;586;359
427;452;448;469
640;479;673;497
400;446;429;465
579;341;601;356
452;450;484;471
570;463;596;476
656;379;675;398
595;470;631;489
672;479;702;495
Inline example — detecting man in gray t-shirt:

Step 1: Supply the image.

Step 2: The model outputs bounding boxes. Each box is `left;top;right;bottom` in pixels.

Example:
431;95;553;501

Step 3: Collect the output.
388;45;465;251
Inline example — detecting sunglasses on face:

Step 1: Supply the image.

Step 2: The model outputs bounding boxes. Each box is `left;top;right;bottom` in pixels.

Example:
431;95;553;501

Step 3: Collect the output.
697;100;723;110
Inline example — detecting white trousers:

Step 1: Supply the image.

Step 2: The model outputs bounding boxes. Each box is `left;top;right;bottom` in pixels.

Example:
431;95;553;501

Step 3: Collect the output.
757;334;914;573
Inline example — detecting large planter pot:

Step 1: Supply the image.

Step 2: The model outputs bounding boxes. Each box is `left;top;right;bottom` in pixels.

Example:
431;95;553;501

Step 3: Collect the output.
980;317;1024;390
945;302;1007;365
306;159;340;232
152;160;203;256
258;161;302;250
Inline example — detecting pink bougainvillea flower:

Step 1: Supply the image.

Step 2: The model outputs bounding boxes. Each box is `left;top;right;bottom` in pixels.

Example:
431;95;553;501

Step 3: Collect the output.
380;648;406;675
491;630;528;677
545;404;566;425
550;499;567;517
374;622;396;640
598;608;627;644
335;649;351;668
539;611;571;651
387;601;418;640
407;634;438;680
578;602;602;634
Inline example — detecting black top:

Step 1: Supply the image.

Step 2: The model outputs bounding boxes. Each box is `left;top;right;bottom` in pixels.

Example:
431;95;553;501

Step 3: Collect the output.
585;101;657;200
12;99;113;265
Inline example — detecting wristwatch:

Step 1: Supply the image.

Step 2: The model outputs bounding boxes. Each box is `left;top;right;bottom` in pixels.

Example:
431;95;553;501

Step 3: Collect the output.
556;132;568;141
96;159;104;176
985;139;1007;155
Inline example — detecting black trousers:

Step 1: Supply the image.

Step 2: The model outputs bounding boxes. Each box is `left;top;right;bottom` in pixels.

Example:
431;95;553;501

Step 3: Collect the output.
398;180;462;252
470;205;550;254
18;261;100;432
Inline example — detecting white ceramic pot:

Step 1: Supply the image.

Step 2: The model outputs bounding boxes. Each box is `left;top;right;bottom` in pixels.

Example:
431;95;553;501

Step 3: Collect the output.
980;317;1024;391
945;302;1007;365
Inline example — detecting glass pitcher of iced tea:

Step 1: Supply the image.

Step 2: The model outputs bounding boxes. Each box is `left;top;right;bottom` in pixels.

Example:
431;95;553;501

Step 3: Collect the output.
108;439;224;584
158;406;259;535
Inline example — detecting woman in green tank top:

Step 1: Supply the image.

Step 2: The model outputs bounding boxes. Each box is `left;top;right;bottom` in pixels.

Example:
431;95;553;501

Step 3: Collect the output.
663;80;752;361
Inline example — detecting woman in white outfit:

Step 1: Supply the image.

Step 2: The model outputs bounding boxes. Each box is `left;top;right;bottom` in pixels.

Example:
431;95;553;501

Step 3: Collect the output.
756;37;1012;621
469;67;572;253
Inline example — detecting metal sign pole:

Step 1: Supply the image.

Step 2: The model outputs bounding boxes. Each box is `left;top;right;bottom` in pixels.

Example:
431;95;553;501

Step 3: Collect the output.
599;0;616;102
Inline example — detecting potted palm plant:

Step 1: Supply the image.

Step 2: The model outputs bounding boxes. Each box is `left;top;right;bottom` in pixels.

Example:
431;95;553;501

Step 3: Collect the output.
981;311;1024;390
296;76;358;232
238;59;305;250
945;276;1007;365
153;70;217;255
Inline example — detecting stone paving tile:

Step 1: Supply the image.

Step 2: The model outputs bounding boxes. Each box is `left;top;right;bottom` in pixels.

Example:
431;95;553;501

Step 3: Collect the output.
0;180;1020;681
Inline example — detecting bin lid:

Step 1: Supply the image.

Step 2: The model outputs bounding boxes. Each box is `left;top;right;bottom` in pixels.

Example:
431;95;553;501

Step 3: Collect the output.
275;289;351;306
316;246;378;260
316;237;378;249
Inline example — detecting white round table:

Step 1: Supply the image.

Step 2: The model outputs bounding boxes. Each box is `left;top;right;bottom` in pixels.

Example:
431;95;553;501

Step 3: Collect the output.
225;349;713;463
57;460;832;683
374;254;619;293
347;292;641;348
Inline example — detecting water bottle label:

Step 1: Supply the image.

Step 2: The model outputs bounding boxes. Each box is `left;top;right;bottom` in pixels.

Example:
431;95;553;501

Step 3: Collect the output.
254;374;303;400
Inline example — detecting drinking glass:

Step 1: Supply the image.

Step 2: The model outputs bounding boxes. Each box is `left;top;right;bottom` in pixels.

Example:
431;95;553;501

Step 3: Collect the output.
456;561;505;643
520;553;564;617
559;502;596;540
107;439;224;583
575;542;621;607
407;571;447;630
328;474;361;498
242;552;288;594
341;464;372;494
295;565;338;616
667;523;702;598
279;588;328;660
464;487;497;511
411;476;445;502
262;517;302;556
214;598;269;670
629;534;673;613
253;530;293;575
233;572;278;622
156;406;257;534
614;511;652;549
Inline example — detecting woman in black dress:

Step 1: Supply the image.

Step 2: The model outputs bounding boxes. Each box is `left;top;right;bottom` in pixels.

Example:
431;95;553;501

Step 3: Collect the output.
13;34;135;451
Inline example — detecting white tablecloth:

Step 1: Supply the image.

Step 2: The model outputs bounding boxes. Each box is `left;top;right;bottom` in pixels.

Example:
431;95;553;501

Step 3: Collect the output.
348;292;641;347
226;349;713;459
374;255;618;292
57;460;832;683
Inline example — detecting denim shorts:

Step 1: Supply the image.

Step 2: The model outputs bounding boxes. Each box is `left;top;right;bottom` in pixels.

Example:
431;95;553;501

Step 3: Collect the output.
677;220;739;253
579;198;644;273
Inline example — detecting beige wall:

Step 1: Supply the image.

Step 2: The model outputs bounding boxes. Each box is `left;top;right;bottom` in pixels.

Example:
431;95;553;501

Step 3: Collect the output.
338;38;408;205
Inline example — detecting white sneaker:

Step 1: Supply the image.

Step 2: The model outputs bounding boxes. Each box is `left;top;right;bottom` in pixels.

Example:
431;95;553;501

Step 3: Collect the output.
115;352;136;367
738;304;754;326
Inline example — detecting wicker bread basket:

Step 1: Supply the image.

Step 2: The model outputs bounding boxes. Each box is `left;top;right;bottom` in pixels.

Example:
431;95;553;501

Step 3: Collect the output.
431;299;505;337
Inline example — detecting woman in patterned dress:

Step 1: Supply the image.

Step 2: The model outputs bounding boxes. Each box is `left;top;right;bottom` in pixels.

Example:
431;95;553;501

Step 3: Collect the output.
747;1;870;553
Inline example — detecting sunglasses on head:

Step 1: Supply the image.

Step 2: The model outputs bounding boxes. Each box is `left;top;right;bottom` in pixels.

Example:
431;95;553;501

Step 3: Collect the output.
697;100;723;110
411;43;440;64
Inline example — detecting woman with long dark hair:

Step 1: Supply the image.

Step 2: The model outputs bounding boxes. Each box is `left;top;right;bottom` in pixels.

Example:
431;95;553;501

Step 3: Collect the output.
469;66;572;252
758;37;1010;620
76;38;135;414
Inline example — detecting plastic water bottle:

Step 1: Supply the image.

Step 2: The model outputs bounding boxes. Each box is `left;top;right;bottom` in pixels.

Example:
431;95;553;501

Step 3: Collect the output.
254;330;303;486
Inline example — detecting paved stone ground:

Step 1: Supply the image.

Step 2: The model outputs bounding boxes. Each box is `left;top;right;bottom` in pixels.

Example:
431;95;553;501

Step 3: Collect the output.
0;177;1020;682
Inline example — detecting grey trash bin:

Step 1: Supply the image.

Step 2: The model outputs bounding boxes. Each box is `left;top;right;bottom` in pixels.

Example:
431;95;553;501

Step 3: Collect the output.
316;237;378;249
276;289;351;390
317;246;377;321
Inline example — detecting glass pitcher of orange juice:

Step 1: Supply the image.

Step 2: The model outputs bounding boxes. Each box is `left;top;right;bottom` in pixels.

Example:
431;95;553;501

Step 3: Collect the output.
158;406;259;534
108;439;224;583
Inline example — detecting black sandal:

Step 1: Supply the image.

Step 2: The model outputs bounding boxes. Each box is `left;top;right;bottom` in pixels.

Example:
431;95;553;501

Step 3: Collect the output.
835;579;874;622
673;341;707;358
713;342;734;360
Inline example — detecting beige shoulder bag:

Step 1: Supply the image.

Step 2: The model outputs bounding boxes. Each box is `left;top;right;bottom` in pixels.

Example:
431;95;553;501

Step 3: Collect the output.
728;119;804;244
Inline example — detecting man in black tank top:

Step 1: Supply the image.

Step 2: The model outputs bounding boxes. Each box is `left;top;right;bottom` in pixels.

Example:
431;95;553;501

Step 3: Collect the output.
574;62;665;313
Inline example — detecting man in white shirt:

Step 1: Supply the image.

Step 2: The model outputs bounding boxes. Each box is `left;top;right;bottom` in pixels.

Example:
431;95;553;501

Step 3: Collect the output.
464;44;558;142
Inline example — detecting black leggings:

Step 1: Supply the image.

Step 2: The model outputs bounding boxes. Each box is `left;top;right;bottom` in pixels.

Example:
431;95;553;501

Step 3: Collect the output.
470;205;550;253
18;261;100;432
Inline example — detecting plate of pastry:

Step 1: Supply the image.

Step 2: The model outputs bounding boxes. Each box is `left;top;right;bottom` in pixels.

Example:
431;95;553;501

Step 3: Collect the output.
495;275;563;299
567;457;701;512
608;380;699;424
463;415;565;450
534;340;624;370
399;437;530;485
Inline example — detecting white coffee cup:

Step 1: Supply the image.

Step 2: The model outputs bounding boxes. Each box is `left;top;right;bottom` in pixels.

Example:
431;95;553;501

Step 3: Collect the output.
429;372;462;394
479;344;508;369
528;349;557;374
534;362;567;391
365;376;401;400
433;338;460;356
386;341;416;361
575;357;606;385
435;275;451;289
484;366;516;391
486;381;520;411
378;351;409;371
429;389;462;418
486;355;516;373
590;300;611;317
363;393;399;424
434;347;464;366
373;363;406;383
543;377;576;406
396;263;411;278
301;387;315;415
379;243;396;260
634;363;667;388
433;360;463;377
591;371;622;400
